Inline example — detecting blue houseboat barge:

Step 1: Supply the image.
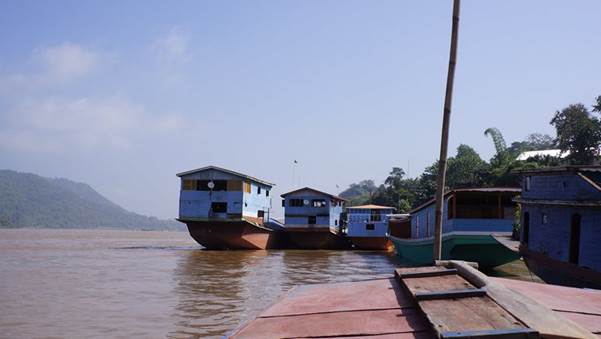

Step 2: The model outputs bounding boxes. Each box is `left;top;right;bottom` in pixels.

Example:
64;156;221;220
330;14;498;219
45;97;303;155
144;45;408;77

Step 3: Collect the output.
345;204;395;250
176;166;284;250
516;166;601;289
389;187;521;267
281;187;350;249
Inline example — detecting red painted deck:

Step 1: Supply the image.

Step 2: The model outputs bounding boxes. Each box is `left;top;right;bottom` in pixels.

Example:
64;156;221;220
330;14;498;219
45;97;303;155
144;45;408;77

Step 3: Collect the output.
231;273;601;338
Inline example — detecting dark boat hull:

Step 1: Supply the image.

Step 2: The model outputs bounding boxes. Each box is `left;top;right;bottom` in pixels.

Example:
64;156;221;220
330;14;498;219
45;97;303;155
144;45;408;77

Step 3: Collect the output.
348;236;392;251
520;244;601;289
181;219;285;250
285;227;351;250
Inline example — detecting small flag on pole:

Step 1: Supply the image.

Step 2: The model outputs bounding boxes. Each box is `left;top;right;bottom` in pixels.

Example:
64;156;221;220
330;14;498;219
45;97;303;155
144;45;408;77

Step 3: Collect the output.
294;160;298;164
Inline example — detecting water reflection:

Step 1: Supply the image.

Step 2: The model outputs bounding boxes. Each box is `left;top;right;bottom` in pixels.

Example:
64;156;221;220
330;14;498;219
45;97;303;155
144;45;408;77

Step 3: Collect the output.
169;249;400;338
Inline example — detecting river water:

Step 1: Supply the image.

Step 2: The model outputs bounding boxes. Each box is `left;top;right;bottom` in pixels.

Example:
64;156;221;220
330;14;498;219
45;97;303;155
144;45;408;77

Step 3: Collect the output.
0;229;403;338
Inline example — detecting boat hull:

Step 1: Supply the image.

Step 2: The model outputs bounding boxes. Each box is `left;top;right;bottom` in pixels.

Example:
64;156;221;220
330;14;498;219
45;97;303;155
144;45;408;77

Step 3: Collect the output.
520;244;601;289
180;219;285;250
389;232;519;268
348;236;393;251
285;227;351;250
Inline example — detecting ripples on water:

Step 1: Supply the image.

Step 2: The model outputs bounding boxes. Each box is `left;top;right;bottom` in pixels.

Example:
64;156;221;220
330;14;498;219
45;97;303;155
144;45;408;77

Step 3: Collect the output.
0;229;402;338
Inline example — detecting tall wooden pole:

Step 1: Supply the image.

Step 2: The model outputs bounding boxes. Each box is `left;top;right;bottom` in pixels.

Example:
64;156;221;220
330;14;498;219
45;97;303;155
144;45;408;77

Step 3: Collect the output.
434;0;460;261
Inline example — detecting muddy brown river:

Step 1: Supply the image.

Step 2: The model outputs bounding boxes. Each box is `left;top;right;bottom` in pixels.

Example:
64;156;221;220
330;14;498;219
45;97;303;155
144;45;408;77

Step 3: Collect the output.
0;229;405;338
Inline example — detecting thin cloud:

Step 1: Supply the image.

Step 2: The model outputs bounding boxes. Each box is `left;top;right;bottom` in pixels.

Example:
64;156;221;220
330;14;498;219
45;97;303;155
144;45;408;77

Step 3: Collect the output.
0;43;100;94
152;26;190;65
0;95;184;153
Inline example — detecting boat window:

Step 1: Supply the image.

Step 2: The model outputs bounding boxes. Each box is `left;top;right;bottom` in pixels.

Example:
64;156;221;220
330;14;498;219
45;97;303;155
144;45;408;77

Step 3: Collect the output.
282;199;285;207
370;210;381;222
258;186;261;194
257;210;265;218
366;223;375;231
243;181;251;193
335;219;338;226
226;180;242;191
290;199;304;207
525;176;531;191
308;216;317;225
312;199;326;207
211;202;227;213
266;190;270;197
182;179;197;191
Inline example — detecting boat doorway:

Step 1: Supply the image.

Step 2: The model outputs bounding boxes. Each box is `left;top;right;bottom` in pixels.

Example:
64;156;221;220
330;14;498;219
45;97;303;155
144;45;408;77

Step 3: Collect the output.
569;214;581;265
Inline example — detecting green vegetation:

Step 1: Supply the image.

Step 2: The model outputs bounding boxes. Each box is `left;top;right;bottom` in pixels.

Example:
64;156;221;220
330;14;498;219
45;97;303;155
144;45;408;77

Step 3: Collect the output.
340;94;601;212
0;170;183;230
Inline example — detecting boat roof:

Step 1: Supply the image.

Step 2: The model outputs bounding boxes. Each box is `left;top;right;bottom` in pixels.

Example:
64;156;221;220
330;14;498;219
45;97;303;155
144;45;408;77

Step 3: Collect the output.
409;187;521;214
280;187;347;202
175;165;275;186
346;204;395;210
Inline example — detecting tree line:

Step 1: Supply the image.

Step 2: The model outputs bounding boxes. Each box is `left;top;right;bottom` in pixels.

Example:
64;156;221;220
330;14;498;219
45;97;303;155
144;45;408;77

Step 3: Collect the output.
339;95;601;212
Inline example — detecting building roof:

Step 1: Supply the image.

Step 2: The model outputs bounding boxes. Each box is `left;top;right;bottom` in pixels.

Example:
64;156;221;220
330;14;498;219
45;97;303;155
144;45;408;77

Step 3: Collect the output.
409;187;521;214
280;187;347;202
175;165;275;186
346;204;396;210
516;149;567;161
513;165;601;175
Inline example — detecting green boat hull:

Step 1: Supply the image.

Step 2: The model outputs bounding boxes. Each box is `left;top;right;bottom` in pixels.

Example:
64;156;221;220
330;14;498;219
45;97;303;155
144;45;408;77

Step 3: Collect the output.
389;233;519;268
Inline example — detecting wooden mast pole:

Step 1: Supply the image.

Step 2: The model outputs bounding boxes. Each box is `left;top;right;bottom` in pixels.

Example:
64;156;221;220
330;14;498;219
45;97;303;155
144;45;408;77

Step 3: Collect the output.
434;0;460;261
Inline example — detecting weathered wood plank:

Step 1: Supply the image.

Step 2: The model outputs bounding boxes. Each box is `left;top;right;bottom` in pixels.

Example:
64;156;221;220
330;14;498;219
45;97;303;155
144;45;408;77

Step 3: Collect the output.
403;274;476;294
449;261;598;339
415;288;486;301
419;296;526;333
398;268;458;279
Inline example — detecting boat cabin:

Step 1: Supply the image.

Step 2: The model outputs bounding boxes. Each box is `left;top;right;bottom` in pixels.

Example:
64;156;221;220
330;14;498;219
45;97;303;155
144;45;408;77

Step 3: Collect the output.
516;166;601;285
409;188;520;239
345;204;395;237
281;187;346;232
177;166;274;224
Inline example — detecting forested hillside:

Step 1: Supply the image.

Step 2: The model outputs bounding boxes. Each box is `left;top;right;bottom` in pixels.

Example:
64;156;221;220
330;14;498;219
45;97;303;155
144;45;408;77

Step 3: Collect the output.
0;170;183;230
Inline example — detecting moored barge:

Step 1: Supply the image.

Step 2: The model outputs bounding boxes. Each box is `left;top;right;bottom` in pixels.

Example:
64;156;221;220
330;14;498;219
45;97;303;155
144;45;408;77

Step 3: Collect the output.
281;187;351;249
389;188;521;268
516;166;601;289
177;166;285;250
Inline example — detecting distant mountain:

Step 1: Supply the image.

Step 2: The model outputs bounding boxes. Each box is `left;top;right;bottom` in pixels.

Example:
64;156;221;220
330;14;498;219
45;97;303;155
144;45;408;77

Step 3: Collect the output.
0;169;183;230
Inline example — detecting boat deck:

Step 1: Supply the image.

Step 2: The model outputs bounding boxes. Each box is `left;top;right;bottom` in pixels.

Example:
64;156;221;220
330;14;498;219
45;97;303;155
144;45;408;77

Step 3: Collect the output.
492;233;520;253
230;262;601;338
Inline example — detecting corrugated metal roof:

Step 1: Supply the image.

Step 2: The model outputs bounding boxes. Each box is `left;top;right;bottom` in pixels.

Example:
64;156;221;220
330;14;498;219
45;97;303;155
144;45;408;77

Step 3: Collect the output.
513;165;601;175
346;204;396;210
175;165;275;186
280;187;347;201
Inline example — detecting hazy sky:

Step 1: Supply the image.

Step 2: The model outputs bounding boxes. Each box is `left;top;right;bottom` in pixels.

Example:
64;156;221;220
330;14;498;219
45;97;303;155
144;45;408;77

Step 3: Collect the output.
1;1;600;219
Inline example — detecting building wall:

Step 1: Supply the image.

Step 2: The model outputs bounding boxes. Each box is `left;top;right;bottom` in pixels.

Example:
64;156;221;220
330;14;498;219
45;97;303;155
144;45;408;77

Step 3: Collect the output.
178;169;272;220
522;173;601;201
522;204;601;272
243;182;272;219
282;190;342;228
346;208;394;237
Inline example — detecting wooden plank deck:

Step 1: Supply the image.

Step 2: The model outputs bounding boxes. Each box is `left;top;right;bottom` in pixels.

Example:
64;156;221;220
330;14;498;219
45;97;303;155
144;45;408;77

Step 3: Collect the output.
230;263;601;338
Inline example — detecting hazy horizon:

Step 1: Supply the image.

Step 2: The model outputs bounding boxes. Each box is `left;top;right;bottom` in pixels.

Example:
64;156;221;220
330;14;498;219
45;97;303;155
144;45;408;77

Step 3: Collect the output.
1;1;600;219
